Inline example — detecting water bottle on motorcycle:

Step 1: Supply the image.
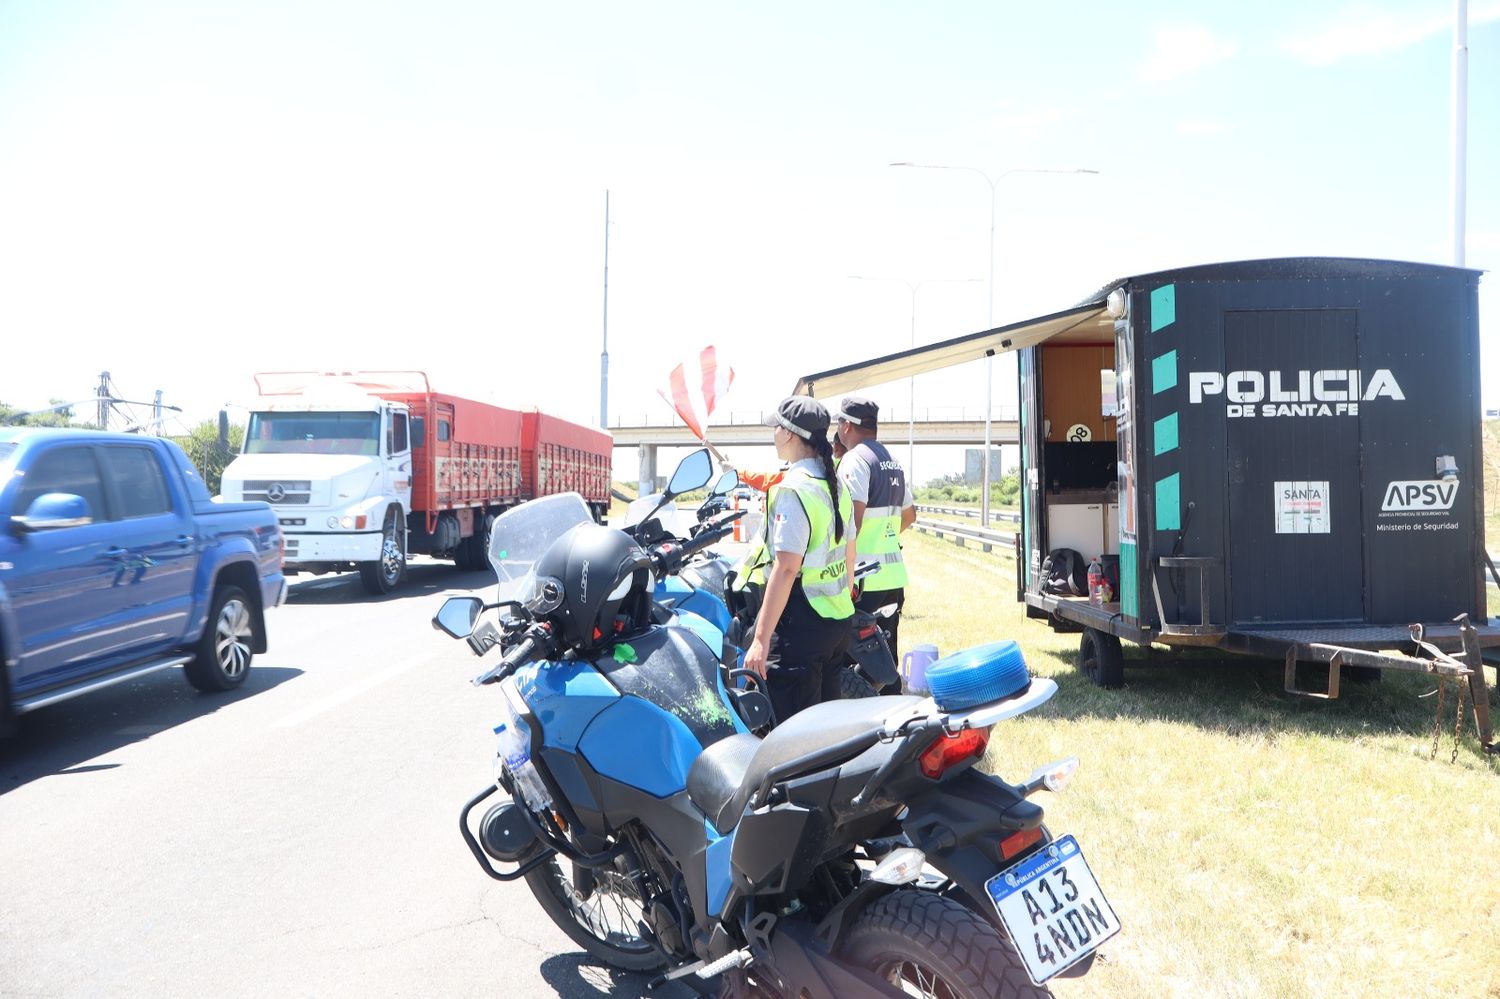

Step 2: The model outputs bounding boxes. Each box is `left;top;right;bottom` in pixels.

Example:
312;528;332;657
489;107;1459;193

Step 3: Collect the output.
495;722;553;810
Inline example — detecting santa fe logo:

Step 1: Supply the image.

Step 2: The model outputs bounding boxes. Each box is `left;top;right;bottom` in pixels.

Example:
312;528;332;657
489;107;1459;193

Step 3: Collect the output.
1188;369;1404;418
1382;481;1459;513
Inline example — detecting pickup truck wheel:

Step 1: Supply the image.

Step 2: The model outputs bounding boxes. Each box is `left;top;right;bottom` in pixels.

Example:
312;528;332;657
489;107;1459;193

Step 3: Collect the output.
186;585;254;692
360;513;406;594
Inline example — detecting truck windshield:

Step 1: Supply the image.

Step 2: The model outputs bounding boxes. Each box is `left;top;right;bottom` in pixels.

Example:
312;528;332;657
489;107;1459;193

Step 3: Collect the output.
244;412;381;456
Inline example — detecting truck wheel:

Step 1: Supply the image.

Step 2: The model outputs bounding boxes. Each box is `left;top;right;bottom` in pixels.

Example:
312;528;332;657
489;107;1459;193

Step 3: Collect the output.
186;585;254;692
1078;628;1124;689
473;513;495;570
360;512;406;594
455;513;495;572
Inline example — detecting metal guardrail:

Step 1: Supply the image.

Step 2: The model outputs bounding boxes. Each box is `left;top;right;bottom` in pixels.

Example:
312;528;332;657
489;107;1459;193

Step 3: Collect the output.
913;518;1018;557
916;504;1020;524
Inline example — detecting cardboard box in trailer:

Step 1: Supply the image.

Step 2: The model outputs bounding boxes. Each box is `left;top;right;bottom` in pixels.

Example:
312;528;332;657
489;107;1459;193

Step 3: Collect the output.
795;259;1496;722
221;371;612;594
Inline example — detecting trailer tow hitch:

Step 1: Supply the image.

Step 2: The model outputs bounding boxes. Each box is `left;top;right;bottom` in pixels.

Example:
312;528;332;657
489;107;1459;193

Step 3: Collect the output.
1410;617;1494;755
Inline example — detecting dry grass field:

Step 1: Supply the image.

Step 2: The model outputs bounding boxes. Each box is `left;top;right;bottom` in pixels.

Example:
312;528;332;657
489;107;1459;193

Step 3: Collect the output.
898;529;1500;999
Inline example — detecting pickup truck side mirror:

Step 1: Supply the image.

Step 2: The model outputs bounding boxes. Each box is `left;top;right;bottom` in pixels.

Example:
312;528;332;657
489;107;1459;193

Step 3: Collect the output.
12;493;92;533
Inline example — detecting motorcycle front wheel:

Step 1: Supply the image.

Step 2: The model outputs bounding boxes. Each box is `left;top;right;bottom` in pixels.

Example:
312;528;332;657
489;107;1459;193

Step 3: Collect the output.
523;853;666;973
838;890;1050;998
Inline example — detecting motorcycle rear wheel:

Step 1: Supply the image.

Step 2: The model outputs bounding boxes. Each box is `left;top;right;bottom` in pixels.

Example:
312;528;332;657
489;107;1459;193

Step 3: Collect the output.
838;668;879;699
838;889;1050;998
523;854;666;973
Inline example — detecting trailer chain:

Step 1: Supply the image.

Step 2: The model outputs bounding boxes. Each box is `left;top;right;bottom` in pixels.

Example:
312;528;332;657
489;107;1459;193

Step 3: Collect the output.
1431;677;1445;761
1453;675;1468;765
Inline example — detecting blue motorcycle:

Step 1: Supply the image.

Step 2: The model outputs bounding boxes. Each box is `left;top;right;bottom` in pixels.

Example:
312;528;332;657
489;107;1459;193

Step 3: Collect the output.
433;450;1117;997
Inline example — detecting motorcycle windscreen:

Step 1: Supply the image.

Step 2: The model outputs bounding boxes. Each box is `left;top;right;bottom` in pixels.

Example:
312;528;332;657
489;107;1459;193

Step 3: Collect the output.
594;625;743;747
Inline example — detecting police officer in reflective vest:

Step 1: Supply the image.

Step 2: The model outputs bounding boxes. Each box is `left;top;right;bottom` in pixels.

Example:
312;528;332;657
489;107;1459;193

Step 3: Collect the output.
835;395;916;676
734;396;856;722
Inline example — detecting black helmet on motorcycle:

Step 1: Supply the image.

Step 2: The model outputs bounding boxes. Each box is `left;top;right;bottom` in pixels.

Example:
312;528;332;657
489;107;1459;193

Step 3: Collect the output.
531;524;654;652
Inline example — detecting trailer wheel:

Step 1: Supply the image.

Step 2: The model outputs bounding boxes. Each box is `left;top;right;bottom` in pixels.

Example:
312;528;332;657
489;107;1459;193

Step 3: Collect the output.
1079;628;1125;689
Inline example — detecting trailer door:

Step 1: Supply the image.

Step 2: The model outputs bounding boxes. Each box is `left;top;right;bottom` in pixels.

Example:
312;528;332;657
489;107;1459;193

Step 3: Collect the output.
1020;348;1046;592
1224;309;1364;624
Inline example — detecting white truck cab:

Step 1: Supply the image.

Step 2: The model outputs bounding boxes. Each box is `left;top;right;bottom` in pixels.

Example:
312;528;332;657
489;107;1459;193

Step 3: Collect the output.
221;377;414;594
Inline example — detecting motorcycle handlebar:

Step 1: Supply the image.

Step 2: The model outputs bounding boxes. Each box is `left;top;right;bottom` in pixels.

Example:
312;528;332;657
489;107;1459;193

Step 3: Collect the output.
652;522;734;575
473;627;550;686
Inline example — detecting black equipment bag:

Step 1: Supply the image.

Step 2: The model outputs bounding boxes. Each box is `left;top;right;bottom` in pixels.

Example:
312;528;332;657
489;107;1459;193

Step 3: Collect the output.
1040;548;1088;597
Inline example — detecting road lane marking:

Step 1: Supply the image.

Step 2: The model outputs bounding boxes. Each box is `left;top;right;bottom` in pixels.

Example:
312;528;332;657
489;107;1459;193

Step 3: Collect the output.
272;658;422;728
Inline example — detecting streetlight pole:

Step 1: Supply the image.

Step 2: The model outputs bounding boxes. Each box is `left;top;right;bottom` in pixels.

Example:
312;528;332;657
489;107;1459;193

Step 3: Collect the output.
848;276;981;484
600;190;611;428
1452;0;1468;266
890;163;1098;526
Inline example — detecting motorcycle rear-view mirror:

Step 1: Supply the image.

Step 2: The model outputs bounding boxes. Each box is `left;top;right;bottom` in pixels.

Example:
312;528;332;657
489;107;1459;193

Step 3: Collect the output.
665;448;713;499
433;596;483;639
709;469;738;496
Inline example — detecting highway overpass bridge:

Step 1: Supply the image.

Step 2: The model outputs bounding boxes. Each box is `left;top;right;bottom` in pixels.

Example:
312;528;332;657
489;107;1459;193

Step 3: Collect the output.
609;410;1019;491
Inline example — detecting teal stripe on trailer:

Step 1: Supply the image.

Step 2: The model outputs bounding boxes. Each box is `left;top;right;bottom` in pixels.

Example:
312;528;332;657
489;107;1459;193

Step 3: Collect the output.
1120;540;1138;619
1152;350;1178;394
1150;284;1176;332
1153;412;1179;456
1156;473;1181;532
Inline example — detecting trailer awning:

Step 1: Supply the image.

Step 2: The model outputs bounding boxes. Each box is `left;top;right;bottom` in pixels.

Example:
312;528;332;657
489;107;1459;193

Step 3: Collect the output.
793;300;1112;397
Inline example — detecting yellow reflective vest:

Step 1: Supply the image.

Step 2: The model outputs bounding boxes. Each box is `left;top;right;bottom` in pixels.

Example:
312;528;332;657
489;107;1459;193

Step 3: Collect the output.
734;465;854;620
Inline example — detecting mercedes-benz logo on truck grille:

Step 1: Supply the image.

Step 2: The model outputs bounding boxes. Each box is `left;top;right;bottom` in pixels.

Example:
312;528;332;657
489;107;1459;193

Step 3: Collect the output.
266;483;287;502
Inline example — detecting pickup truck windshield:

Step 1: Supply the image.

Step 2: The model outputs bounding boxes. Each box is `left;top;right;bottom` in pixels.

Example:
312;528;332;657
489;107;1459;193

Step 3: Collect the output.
244;412;381;456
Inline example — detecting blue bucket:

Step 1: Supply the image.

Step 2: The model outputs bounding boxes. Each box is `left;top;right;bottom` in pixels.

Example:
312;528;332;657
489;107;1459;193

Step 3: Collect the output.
924;640;1031;712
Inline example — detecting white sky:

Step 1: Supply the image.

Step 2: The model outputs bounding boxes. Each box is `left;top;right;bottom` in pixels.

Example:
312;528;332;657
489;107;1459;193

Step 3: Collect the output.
1;1;1496;481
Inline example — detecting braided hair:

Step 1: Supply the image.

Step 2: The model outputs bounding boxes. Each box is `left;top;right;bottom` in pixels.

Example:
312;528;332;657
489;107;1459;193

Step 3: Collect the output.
810;432;845;542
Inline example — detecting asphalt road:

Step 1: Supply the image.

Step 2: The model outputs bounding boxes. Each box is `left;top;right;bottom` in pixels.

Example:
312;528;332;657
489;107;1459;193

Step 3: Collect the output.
0;558;696;999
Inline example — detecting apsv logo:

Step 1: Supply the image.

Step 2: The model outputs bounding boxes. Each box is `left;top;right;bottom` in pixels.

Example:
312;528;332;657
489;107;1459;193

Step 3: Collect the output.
1381;480;1459;512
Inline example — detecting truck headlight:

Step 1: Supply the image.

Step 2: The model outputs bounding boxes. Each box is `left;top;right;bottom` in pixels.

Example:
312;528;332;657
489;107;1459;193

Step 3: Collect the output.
339;514;368;529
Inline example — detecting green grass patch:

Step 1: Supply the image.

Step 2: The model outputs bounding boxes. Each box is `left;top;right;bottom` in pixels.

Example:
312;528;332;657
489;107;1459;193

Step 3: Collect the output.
899;529;1500;998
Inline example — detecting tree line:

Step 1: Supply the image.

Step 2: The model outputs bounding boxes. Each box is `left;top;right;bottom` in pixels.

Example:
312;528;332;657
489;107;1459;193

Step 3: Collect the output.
1;402;244;495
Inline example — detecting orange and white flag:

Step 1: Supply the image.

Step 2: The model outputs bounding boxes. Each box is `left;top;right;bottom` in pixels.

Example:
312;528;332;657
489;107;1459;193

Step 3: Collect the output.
657;346;734;440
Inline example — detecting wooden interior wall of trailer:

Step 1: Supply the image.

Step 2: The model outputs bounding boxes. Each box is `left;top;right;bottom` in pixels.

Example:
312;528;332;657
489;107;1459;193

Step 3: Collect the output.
1041;345;1116;442
1039;342;1120;561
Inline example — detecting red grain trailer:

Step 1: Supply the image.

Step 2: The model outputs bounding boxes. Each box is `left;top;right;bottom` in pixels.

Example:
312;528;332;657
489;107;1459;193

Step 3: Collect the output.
521;411;613;520
378;386;529;571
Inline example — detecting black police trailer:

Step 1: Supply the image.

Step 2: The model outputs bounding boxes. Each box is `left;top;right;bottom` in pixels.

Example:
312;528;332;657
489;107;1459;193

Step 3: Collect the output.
797;258;1496;746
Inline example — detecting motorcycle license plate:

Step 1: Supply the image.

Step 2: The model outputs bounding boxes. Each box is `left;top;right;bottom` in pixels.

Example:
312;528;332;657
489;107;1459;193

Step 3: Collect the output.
985;835;1120;985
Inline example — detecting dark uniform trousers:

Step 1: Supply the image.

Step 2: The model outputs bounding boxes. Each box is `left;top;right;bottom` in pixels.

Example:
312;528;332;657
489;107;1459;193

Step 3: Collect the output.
764;581;851;723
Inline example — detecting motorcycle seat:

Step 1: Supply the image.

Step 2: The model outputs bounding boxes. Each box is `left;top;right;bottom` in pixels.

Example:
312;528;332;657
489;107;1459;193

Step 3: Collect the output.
687;695;925;835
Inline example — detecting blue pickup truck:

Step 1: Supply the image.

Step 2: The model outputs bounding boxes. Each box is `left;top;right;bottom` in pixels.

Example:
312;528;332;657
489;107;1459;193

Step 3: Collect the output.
0;429;285;733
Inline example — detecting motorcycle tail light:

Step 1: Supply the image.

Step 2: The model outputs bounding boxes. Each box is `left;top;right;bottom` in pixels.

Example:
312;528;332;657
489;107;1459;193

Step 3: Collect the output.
858;625;878;639
917;727;991;779
999;827;1043;860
